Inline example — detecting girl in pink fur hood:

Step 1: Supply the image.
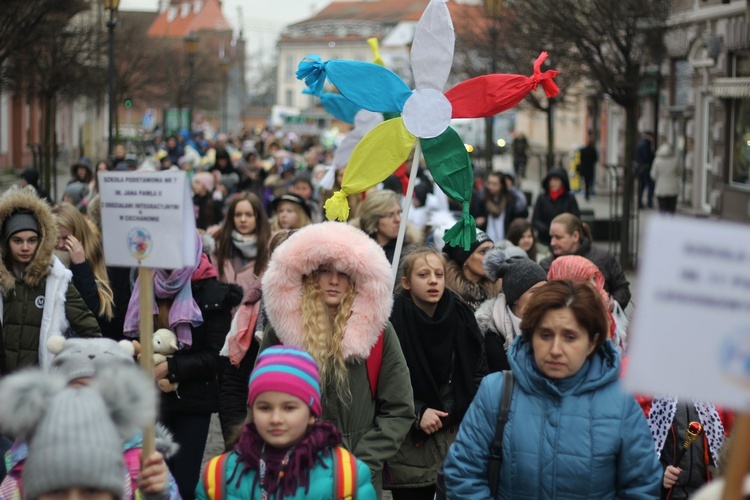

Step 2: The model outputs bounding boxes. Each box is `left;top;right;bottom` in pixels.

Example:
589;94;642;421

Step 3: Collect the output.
259;221;414;497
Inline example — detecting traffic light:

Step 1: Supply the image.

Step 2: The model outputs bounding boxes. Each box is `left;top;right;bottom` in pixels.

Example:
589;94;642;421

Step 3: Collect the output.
124;98;132;109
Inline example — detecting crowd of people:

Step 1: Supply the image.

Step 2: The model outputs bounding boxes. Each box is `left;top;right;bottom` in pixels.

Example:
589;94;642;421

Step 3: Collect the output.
0;127;736;499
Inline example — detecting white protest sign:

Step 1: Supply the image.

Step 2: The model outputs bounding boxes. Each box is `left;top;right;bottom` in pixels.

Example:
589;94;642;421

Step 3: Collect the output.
98;171;196;269
625;215;750;412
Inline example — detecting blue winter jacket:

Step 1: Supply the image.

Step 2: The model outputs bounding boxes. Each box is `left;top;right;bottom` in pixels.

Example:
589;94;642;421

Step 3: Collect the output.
443;338;661;499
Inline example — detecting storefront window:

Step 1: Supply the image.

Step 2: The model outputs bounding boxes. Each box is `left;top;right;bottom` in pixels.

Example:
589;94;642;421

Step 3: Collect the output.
730;98;750;186
730;54;750;187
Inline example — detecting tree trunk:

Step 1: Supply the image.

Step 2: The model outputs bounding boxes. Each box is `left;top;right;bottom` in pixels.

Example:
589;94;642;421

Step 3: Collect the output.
546;98;555;170
620;98;639;270
41;93;54;194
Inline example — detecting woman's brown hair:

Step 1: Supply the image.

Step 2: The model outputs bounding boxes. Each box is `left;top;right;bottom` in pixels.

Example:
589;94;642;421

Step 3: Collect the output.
506;218;536;261
215;192;271;279
520;280;608;351
550;213;593;243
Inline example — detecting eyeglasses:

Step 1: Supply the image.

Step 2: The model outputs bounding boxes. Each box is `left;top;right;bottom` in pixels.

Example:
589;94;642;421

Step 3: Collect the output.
379;210;402;219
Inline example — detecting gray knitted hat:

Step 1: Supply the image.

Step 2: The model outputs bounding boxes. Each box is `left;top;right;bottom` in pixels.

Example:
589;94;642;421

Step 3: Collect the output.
47;337;135;383
0;366;157;500
3;211;39;243
484;249;547;306
63;181;90;205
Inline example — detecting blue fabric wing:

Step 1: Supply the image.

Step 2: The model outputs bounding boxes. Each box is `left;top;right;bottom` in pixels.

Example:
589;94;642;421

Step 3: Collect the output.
324;60;412;114
318;93;361;124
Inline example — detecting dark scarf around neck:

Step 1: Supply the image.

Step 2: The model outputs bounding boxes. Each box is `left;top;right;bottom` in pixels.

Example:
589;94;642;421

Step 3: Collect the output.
390;291;482;426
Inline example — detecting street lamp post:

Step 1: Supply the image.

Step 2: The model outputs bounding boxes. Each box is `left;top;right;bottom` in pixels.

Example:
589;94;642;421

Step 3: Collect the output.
219;57;231;133
483;0;502;171
104;0;120;158
184;33;199;133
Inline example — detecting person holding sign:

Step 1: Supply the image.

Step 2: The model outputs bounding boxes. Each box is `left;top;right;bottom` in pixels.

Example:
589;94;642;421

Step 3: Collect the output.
259;222;414;496
123;231;242;499
443;280;661;498
0;187;100;375
0;338;181;499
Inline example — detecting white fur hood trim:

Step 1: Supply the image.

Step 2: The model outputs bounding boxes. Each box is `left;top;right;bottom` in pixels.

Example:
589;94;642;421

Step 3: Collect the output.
262;222;393;360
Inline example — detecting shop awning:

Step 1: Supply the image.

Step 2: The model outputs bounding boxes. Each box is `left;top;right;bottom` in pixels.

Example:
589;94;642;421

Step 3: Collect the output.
712;77;750;98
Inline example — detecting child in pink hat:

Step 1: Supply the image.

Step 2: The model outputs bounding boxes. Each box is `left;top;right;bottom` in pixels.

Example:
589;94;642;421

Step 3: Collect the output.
197;346;375;499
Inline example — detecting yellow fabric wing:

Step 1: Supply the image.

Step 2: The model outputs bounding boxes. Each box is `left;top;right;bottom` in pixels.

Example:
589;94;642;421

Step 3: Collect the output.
324;118;415;221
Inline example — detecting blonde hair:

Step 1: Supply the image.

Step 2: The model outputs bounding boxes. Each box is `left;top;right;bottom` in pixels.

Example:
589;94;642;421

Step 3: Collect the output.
271;201;311;232
397;247;446;295
52;203;114;320
300;269;355;401
355;190;401;236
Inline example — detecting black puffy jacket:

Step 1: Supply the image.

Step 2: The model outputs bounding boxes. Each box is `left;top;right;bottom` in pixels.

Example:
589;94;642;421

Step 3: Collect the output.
160;278;242;415
540;238;631;308
532;168;580;245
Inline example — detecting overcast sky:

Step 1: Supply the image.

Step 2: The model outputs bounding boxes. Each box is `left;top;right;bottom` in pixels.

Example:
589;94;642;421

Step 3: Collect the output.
120;0;332;54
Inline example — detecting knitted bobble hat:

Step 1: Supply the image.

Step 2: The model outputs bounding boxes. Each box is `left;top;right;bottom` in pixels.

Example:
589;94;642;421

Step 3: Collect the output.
0;365;156;500
443;229;492;267
47;337;136;383
485;249;547;306
248;346;322;417
63;182;90;205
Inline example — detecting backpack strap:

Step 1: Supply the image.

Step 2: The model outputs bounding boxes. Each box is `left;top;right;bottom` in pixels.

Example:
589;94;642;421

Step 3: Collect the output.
365;331;384;399
488;370;514;497
332;446;358;500
203;452;230;500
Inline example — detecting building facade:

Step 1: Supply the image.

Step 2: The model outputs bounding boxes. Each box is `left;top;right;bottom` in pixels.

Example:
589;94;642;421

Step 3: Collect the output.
654;0;749;219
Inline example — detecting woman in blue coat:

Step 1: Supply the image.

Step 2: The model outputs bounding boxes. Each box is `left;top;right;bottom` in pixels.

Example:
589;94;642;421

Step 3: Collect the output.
443;280;660;499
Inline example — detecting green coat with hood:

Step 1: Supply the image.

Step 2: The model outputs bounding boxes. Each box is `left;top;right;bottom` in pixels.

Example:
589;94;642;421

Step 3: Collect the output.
0;188;100;375
259;222;415;497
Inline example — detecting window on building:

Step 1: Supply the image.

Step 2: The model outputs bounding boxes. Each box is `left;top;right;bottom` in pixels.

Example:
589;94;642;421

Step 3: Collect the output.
285;55;294;80
730;54;750;187
673;59;691;106
285;89;294;107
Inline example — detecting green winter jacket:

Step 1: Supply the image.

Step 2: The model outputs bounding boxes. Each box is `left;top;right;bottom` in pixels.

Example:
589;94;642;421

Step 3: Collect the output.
258;222;417;498
2;268;100;374
0;188;100;375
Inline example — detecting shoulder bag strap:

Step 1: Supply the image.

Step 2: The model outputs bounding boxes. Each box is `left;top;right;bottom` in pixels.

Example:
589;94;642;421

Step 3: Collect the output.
488;370;514;497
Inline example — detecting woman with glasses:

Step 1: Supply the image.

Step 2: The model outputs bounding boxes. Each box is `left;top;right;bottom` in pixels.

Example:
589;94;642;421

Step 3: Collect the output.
351;189;422;264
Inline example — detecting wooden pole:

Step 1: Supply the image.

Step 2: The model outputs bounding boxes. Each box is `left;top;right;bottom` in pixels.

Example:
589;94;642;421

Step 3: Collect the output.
721;413;750;500
138;266;156;459
390;140;422;285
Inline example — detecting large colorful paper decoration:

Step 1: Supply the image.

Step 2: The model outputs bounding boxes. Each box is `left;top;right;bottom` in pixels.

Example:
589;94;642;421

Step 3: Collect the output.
302;38;387;169
297;0;560;249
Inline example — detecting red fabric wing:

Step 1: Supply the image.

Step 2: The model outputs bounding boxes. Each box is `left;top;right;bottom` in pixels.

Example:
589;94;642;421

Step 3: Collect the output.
446;51;560;119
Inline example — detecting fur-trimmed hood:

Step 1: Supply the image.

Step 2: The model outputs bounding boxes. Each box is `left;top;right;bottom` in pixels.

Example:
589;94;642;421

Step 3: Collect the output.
261;221;393;361
444;259;500;311
0;187;58;292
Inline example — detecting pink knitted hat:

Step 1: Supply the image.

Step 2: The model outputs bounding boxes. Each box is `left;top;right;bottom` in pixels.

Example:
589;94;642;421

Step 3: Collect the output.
248;346;322;417
547;255;606;296
193;172;215;192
